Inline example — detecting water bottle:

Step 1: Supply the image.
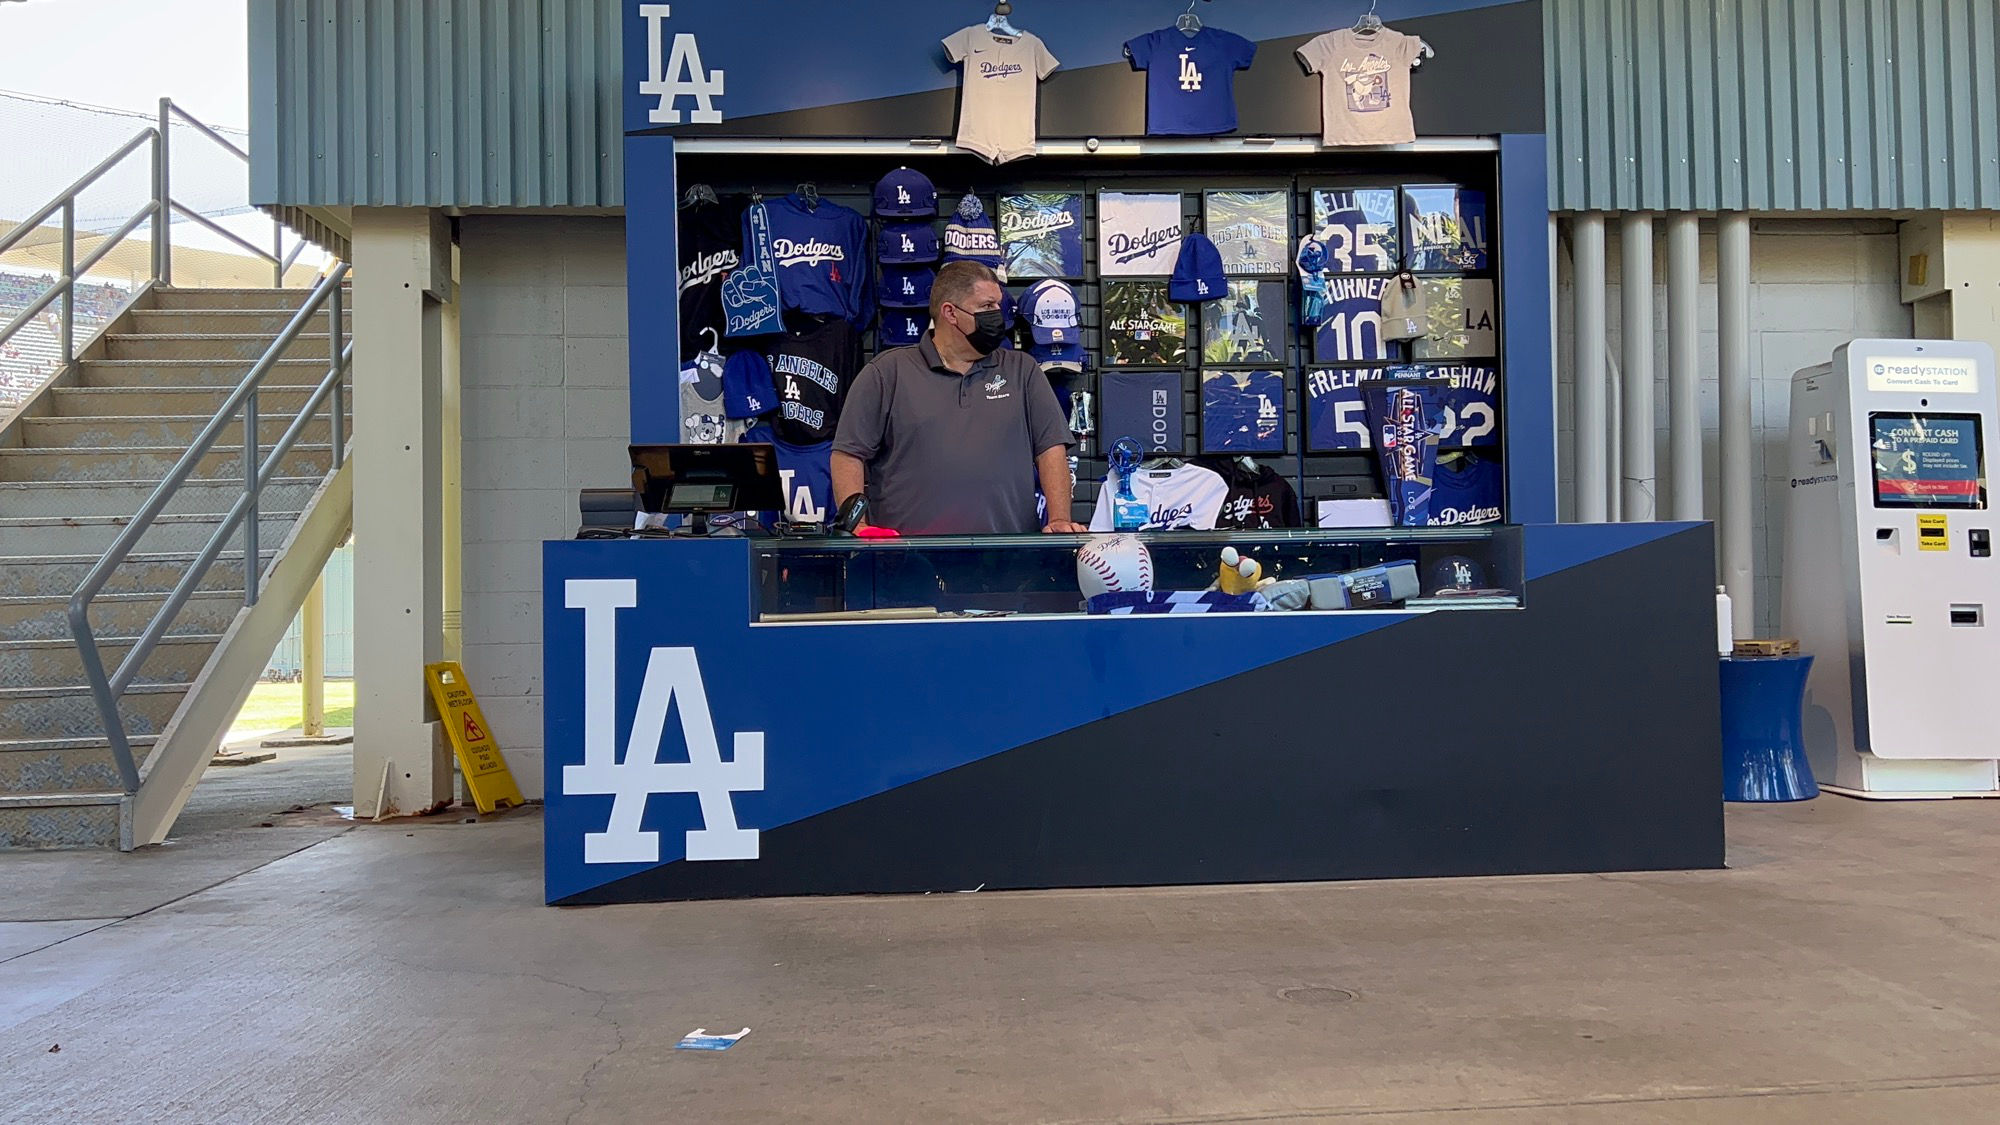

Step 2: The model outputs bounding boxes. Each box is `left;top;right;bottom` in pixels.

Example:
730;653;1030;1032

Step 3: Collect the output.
1715;586;1734;656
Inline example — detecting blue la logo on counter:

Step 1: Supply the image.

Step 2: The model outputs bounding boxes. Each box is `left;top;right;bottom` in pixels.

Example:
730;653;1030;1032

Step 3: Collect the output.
561;579;765;865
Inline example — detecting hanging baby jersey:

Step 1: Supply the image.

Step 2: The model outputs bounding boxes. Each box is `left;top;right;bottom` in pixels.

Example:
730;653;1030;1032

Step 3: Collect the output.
678;195;746;362
767;316;860;446
754;194;874;328
942;26;1060;165
1429;453;1503;526
1089;462;1229;531
1123;26;1258;136
1296;27;1425;147
1195;457;1303;530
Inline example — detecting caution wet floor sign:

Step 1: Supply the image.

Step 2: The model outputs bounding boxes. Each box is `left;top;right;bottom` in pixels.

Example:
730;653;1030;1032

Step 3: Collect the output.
425;661;527;814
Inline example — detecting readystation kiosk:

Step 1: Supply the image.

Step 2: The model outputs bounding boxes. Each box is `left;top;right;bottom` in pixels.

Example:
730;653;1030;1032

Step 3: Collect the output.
1782;340;2000;798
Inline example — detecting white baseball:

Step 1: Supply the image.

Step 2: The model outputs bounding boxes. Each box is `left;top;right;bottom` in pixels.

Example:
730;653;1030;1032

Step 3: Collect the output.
1076;534;1154;598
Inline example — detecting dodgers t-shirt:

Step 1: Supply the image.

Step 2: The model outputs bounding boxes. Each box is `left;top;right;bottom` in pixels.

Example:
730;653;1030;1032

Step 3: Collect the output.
1124;26;1258;136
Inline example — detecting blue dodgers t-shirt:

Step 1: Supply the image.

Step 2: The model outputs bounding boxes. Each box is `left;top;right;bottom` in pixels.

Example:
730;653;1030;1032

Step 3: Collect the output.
1123;26;1258;136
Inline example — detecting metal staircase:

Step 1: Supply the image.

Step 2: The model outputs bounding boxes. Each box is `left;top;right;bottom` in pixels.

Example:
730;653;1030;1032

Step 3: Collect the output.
0;101;353;848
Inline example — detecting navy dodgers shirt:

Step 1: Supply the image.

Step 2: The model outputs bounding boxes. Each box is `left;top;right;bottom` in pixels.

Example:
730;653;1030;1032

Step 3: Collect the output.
1123;26;1258;136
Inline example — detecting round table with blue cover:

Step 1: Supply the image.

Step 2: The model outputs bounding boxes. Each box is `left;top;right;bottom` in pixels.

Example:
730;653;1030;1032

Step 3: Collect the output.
1718;653;1818;802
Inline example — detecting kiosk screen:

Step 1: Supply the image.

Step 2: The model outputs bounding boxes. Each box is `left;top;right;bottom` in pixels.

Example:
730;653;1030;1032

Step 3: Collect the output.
1869;413;1986;509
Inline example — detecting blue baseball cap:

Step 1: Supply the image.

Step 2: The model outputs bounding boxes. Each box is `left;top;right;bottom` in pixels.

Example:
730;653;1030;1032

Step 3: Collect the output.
1425;554;1491;594
878;221;940;265
881;267;934;309
880;310;930;347
722;350;777;419
873;168;937;218
1169;233;1227;303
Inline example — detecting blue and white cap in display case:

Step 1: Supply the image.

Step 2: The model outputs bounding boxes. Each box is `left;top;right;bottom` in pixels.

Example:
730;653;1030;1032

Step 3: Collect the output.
880;310;931;347
880;266;935;309
873;168;938;218
722;350;777;419
878;221;940;265
1169;232;1228;303
1019;278;1085;372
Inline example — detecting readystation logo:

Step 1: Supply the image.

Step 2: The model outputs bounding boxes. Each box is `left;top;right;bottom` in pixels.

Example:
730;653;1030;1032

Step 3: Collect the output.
1866;355;1978;395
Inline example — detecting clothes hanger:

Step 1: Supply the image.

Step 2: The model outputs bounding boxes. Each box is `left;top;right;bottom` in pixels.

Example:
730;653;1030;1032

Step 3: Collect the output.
1141;454;1186;471
679;183;718;208
1354;0;1383;33
1176;0;1205;36
796;182;820;210
987;0;1019;37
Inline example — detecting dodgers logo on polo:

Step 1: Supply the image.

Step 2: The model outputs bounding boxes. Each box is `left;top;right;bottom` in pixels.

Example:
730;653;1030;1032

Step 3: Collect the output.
563;579;764;864
637;4;726;125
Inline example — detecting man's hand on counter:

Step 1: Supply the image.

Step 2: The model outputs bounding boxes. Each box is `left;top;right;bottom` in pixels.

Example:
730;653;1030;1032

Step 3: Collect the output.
1043;519;1089;534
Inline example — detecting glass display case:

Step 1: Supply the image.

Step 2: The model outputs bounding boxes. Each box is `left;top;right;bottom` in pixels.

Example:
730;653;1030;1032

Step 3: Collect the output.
752;527;1523;623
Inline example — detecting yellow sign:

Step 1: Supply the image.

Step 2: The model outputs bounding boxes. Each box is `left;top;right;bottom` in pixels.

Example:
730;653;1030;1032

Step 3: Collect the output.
425;661;526;814
1918;513;1950;552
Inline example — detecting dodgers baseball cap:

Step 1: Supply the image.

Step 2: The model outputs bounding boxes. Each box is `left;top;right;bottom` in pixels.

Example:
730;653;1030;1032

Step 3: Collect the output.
873;168;937;218
1019;279;1084;370
878;221;940;265
879;310;930;347
1425;554;1491;595
722;350;777;419
880;266;934;309
1169;233;1227;303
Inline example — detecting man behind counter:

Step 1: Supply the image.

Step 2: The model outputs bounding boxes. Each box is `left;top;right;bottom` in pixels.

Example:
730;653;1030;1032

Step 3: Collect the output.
832;261;1086;535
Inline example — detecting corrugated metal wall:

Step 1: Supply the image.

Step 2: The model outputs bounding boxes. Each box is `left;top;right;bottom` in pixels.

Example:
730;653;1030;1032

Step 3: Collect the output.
1548;0;2000;213
249;0;621;209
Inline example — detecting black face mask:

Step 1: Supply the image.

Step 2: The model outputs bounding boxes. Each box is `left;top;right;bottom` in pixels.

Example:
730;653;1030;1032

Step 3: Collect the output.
958;308;1008;356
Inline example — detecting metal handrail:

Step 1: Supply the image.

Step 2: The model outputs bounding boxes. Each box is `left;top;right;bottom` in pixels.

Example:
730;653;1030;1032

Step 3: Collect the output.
0;98;307;400
68;263;352;791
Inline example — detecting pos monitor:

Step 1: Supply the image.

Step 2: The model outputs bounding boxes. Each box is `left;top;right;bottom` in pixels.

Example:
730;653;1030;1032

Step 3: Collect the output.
629;444;786;535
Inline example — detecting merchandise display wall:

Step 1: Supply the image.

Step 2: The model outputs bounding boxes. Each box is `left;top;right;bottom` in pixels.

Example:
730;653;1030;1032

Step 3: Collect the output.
536;0;1718;904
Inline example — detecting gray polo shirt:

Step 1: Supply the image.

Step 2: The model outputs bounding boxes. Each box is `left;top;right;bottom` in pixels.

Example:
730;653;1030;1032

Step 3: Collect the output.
833;334;1075;534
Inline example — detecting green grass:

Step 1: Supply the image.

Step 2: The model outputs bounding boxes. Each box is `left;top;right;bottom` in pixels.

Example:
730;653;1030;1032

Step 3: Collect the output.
227;679;355;742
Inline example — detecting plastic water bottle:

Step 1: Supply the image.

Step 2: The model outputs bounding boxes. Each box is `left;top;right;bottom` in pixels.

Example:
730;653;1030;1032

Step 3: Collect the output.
1716;586;1734;656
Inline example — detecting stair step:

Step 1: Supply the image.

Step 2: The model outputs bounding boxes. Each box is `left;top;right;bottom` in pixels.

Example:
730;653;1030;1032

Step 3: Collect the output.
131;309;351;335
79;359;331;388
0;682;188;741
0;511;304;557
0;635;220;689
18;413;348;449
104;333;335;362
0;590;244;642
149;287;317;311
48;385;346;418
0;792;123;849
0;551;275;599
0;443;335;482
0;735;153;794
0;478;319;518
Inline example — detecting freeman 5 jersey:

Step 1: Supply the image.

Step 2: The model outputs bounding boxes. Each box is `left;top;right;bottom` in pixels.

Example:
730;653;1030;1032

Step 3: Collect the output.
753;194;874;328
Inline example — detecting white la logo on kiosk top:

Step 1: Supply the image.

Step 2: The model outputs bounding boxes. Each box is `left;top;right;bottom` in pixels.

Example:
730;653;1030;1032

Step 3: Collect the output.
563;579;763;864
639;5;726;125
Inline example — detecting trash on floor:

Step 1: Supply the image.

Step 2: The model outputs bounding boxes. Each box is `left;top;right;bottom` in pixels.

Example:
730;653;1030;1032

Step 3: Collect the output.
675;1027;751;1051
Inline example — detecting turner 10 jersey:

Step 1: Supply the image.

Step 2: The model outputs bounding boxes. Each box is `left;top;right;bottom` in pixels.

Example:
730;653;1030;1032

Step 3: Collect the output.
1312;275;1390;363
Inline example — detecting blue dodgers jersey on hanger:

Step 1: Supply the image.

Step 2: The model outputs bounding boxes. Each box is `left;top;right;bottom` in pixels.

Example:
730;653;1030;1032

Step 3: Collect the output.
1123;26;1258;136
1429;453;1504;525
753;194;875;326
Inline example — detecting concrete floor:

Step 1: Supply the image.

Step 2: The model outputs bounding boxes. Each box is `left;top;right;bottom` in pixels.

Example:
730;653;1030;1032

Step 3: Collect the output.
2;798;1999;1123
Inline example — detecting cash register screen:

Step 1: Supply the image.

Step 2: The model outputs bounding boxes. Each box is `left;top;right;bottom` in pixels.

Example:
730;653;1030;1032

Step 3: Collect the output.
669;482;736;511
1869;412;1986;509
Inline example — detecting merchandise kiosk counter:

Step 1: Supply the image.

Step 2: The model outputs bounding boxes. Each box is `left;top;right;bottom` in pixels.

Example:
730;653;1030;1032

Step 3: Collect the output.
542;522;1723;904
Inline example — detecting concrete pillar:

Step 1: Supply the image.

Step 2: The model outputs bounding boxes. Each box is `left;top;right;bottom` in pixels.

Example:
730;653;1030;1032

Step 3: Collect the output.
302;573;325;738
351;208;456;817
1718;213;1754;637
1619;213;1656;521
1666;214;1702;521
1571;213;1609;522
